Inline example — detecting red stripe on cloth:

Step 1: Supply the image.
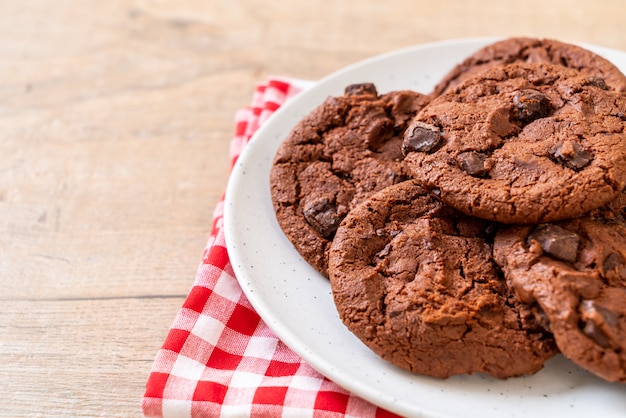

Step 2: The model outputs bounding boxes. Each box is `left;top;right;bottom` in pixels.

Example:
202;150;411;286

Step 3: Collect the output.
229;154;238;171
376;408;406;418
205;346;244;370
264;101;281;112
203;244;229;270
192;381;229;403
182;286;212;313
234;119;248;137
162;329;191;353
264;359;301;377
225;304;261;336
314;391;350;414
267;79;291;95
252;386;289;405
256;84;267;95
144;372;170;398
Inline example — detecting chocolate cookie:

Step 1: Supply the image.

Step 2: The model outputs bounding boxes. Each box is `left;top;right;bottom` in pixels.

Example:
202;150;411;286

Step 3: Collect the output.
329;180;557;379
493;192;626;382
270;83;430;276
432;37;626;96
403;62;626;224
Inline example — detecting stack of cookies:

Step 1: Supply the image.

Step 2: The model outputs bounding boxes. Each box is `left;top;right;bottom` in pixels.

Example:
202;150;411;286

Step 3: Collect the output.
270;38;626;382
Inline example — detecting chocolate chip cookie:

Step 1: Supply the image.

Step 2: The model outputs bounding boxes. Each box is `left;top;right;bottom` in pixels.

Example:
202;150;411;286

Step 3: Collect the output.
493;192;626;382
329;180;557;379
432;37;626;97
270;83;430;277
403;62;626;224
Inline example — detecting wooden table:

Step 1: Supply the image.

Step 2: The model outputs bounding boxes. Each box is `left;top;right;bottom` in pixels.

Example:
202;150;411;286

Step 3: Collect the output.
2;1;625;416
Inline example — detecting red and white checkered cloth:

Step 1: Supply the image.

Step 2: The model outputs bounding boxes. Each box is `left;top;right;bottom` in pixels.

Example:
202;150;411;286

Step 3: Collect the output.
142;78;400;418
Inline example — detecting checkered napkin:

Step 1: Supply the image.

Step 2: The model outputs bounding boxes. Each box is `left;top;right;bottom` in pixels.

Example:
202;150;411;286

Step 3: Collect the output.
142;78;400;418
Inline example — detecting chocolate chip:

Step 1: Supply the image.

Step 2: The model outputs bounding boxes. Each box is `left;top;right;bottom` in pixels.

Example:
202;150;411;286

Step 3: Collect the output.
590;301;619;328
527;224;580;262
582;318;610;347
302;198;342;238
586;77;609;91
344;83;378;97
456;151;489;177
402;121;442;154
580;300;618;348
513;89;550;123
603;252;625;273
551;140;593;170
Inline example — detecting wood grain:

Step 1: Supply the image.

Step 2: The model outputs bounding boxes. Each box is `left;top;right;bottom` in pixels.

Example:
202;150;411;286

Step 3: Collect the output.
1;0;626;415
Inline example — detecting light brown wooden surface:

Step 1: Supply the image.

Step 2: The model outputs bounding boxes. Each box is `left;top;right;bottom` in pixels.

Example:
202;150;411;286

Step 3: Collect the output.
2;1;626;416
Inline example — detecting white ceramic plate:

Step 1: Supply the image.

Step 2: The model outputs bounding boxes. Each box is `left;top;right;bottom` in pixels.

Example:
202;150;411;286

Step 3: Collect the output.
223;38;626;417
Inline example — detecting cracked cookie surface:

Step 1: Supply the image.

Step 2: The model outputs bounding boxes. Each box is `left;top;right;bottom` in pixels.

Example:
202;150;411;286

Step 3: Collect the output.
431;37;626;97
493;191;626;382
329;180;557;379
270;83;430;277
404;62;626;224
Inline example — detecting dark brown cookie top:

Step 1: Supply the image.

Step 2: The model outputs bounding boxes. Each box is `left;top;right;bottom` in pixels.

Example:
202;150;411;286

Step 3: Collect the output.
432;37;626;97
329;180;557;379
270;83;430;277
493;192;626;382
403;62;626;224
